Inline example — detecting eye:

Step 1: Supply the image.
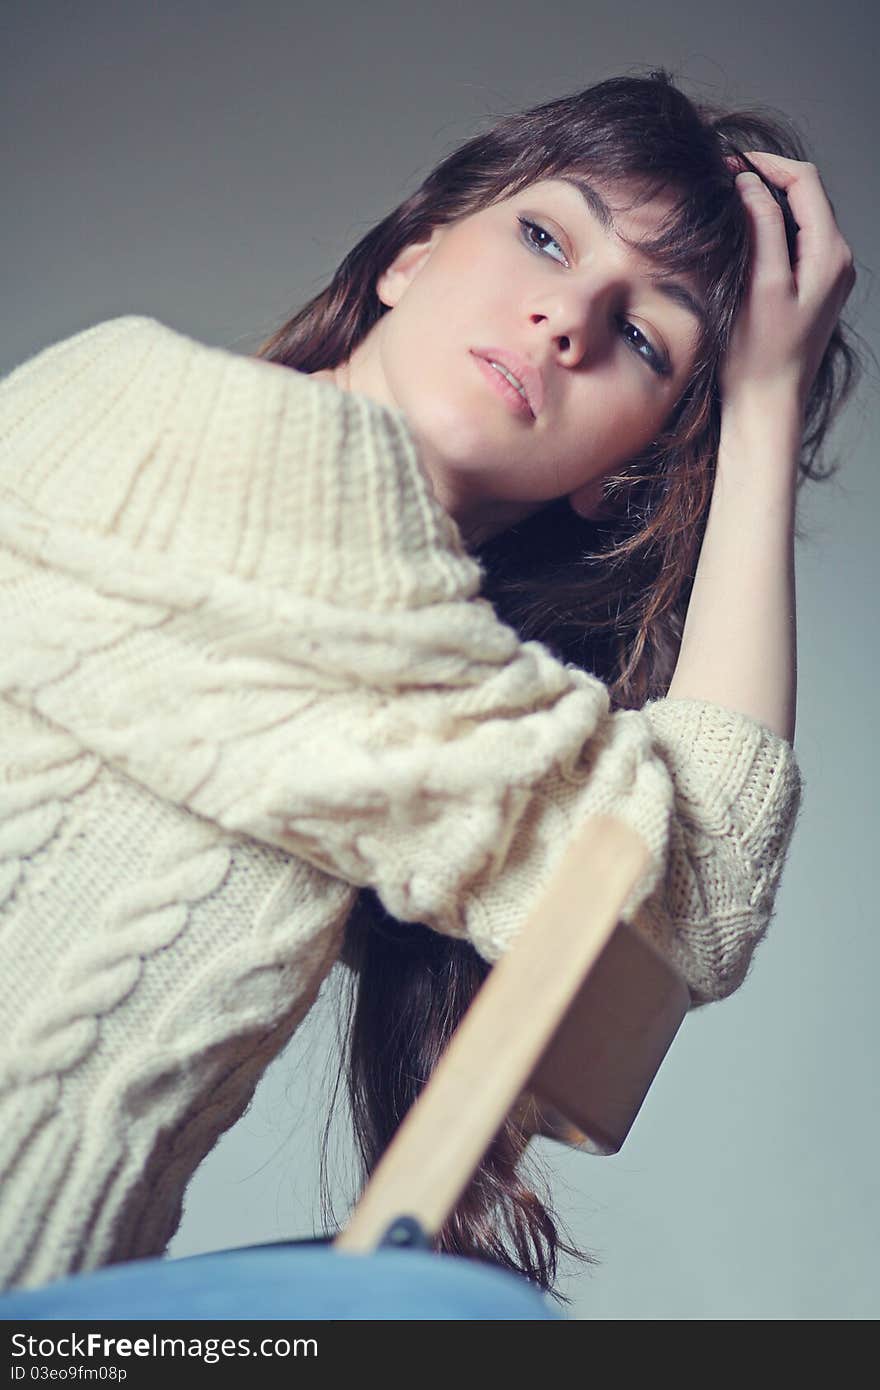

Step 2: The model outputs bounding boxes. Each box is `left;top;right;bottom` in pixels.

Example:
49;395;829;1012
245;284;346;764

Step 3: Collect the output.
617;319;672;378
517;216;568;265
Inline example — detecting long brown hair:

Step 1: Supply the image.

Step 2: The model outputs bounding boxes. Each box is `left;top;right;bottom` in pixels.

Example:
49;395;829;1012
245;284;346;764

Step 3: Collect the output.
249;68;869;1305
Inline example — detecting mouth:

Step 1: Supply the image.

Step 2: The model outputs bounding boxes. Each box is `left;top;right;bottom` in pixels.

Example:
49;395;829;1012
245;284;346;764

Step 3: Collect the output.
470;348;543;419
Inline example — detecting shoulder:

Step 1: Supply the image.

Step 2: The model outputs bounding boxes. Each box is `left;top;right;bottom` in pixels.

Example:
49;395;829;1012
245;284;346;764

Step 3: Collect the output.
1;314;420;461
0;313;484;608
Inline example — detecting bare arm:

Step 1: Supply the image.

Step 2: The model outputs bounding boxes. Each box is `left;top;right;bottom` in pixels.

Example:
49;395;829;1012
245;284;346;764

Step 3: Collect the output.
665;149;856;744
665;404;800;744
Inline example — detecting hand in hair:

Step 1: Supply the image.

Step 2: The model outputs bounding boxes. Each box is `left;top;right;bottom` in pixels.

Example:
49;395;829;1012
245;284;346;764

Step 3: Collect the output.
719;150;857;419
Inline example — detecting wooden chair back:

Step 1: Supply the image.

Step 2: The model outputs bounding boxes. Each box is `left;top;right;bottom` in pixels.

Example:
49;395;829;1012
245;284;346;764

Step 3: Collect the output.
333;814;690;1255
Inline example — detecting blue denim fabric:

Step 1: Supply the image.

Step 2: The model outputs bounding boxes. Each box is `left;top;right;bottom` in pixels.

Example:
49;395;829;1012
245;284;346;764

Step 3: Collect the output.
0;1241;563;1320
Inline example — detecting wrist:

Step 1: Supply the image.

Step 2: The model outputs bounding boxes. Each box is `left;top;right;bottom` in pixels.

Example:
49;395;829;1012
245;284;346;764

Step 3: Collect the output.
717;396;803;495
720;388;805;447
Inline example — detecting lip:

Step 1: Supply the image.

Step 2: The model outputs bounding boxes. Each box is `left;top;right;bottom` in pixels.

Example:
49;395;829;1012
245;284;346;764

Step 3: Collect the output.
470;347;543;419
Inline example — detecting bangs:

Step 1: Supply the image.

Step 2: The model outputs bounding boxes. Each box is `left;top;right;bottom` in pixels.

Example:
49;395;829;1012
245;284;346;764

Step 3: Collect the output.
553;167;744;303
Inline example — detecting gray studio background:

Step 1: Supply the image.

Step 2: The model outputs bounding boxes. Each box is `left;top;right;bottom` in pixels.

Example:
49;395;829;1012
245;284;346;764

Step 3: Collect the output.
4;0;877;1320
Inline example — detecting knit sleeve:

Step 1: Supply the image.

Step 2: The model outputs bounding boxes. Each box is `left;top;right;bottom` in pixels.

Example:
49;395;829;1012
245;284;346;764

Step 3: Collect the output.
0;316;804;1008
634;697;803;1004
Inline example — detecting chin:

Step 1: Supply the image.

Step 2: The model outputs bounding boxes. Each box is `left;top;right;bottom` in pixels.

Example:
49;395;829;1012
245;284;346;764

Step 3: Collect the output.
415;398;507;470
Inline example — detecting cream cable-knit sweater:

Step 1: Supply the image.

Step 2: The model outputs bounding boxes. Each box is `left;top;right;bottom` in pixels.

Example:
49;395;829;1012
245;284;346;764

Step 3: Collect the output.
0;316;803;1292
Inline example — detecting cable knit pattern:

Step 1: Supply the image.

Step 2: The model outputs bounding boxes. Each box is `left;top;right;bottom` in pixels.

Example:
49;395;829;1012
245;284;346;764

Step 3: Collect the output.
0;316;803;1291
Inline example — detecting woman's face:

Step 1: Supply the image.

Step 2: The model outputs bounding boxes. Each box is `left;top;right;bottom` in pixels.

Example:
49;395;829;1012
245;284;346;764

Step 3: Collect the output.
315;176;706;546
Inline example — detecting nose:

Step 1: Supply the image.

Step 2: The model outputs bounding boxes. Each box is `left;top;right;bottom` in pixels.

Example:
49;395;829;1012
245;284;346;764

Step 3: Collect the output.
528;274;622;367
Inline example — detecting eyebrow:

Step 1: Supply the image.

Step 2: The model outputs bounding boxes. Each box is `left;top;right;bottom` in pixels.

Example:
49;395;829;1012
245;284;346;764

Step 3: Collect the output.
558;175;709;329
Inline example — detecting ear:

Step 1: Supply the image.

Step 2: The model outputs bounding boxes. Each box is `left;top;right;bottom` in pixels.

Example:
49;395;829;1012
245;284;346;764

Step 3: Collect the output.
376;227;445;308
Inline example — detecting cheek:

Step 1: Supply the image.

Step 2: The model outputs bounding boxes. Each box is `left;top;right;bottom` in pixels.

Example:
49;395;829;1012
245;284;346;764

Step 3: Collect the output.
596;375;667;449
392;261;483;355
554;386;663;485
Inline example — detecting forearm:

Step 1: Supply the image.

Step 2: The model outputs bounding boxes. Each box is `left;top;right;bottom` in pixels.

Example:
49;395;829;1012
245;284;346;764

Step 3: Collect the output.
665;402;801;745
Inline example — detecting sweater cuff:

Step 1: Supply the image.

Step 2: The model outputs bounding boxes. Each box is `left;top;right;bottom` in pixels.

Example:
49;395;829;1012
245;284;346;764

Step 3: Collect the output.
641;696;803;857
638;696;804;1003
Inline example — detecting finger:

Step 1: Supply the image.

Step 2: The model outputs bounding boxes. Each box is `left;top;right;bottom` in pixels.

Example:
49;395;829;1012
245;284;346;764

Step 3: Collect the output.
738;151;847;291
734;171;797;295
742;150;846;232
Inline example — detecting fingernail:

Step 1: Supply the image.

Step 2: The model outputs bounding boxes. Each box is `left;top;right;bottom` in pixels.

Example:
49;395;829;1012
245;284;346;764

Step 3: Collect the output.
736;172;762;191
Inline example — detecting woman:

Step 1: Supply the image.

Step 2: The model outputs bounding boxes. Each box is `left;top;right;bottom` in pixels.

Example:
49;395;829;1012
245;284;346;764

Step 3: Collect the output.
250;71;862;1297
0;69;862;1312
